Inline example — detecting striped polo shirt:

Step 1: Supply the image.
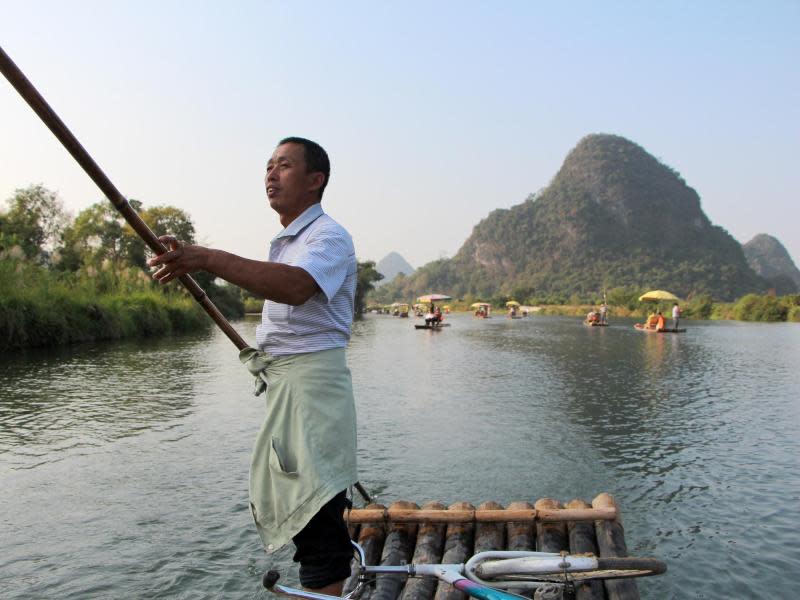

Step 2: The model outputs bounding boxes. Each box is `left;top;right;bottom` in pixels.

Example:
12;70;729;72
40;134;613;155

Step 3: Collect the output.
255;203;356;356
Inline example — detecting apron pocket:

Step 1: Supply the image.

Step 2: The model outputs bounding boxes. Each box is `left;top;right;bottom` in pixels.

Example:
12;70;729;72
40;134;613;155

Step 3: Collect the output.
269;436;298;477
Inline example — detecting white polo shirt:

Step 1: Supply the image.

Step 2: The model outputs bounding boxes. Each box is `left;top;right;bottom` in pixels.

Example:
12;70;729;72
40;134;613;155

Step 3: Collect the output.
255;203;356;356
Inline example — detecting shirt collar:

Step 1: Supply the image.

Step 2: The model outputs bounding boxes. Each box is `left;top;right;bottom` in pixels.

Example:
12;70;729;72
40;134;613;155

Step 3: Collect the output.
272;203;324;242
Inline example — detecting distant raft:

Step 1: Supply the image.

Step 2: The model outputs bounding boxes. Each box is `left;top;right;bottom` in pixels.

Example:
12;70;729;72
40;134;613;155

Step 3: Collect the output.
415;323;451;330
634;324;685;333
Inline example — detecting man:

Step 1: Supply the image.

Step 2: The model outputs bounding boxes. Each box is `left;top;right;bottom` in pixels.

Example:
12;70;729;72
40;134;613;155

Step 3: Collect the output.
672;302;681;330
148;137;358;595
425;303;436;327
599;302;608;325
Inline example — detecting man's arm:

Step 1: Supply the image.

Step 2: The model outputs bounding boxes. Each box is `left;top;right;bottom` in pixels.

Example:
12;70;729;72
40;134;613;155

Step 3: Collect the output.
148;236;318;306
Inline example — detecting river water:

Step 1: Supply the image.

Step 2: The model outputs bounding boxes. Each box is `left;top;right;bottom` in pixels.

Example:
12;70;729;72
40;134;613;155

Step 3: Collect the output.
1;313;799;599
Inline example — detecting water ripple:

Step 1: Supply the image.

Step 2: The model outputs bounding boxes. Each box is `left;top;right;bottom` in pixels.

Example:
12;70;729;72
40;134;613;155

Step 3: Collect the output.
1;316;799;598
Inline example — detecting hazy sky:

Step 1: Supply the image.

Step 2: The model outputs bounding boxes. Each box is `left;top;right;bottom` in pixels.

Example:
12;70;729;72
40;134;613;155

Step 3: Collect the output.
2;1;798;268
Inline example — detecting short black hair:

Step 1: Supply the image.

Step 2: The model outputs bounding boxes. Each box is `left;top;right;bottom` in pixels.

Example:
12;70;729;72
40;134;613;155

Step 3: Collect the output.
279;136;330;199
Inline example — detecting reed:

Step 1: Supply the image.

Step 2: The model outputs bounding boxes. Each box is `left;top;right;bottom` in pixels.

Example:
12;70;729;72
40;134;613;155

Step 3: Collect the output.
0;260;207;350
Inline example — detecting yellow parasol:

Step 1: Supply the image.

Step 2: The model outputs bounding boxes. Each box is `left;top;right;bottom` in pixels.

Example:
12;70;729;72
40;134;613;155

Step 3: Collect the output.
638;290;680;303
505;300;520;307
417;293;451;303
470;302;491;308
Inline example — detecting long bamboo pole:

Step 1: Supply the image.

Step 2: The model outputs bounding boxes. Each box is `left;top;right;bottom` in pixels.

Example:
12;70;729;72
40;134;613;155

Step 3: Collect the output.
344;506;617;524
0;45;248;351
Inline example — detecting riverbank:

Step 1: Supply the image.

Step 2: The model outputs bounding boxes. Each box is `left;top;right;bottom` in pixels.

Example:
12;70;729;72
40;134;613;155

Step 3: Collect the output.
530;294;800;323
436;292;800;323
0;262;210;351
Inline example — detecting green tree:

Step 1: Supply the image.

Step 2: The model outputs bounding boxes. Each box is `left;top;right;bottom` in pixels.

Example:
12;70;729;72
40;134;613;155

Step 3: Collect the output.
123;204;198;269
355;261;383;319
59;200;197;272
0;184;68;262
59;202;126;271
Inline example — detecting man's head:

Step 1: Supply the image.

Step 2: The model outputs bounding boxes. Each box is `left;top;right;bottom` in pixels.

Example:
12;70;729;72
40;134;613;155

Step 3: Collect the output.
265;137;330;223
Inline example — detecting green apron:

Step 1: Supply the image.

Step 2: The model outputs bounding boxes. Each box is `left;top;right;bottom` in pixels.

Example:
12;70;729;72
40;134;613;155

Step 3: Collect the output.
240;346;358;552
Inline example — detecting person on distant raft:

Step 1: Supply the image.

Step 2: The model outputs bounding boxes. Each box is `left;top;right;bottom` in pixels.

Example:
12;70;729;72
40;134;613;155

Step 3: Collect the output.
656;311;666;331
672;302;681;330
599;302;608;325
425;303;442;326
148;137;358;595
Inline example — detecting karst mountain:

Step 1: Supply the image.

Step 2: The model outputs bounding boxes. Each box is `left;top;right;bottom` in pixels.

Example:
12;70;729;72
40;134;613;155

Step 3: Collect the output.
743;233;800;295
382;134;765;301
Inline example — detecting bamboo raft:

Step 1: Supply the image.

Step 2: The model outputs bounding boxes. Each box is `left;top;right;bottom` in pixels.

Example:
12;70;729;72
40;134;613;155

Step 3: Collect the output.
633;324;686;334
342;493;646;600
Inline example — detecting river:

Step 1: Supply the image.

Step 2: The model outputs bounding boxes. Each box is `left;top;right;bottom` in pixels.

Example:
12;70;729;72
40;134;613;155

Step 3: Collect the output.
1;313;799;599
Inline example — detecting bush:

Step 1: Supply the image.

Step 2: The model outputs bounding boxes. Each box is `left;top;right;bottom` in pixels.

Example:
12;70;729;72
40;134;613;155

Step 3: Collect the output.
606;286;643;312
685;293;714;319
206;282;245;319
710;302;735;320
732;294;787;322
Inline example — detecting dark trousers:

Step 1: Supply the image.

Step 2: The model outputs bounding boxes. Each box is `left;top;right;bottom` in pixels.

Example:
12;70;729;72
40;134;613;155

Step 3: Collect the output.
292;490;353;589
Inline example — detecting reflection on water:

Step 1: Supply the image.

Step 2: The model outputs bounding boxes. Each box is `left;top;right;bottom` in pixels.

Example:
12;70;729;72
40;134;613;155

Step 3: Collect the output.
1;314;799;599
349;315;800;598
0;335;212;471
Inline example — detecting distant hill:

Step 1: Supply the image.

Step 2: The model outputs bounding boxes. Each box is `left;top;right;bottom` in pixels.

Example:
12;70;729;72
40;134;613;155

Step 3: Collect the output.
743;234;800;294
376;251;415;285
375;134;766;302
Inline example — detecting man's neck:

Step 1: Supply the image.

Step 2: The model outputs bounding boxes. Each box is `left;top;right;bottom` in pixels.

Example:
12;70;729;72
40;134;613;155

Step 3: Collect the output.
278;199;319;228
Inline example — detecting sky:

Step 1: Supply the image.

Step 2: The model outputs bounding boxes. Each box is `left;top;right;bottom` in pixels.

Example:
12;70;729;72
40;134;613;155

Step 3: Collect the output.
1;1;798;269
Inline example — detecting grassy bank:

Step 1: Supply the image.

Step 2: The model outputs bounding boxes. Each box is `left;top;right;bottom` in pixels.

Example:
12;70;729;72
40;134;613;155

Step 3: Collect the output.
0;261;210;351
438;292;800;323
512;294;800;323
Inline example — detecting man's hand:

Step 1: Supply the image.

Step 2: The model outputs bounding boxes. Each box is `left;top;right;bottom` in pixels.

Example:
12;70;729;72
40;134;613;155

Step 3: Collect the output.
146;234;318;304
148;235;209;284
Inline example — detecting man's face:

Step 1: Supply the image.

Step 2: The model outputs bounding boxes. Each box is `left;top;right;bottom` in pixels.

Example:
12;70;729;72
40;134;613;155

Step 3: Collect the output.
264;143;320;215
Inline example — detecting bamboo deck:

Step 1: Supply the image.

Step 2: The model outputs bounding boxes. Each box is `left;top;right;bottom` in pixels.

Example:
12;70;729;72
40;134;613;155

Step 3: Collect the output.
343;493;644;600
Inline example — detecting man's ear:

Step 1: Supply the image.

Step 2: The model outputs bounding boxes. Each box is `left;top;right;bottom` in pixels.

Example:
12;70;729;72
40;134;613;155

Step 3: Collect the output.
308;172;326;195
